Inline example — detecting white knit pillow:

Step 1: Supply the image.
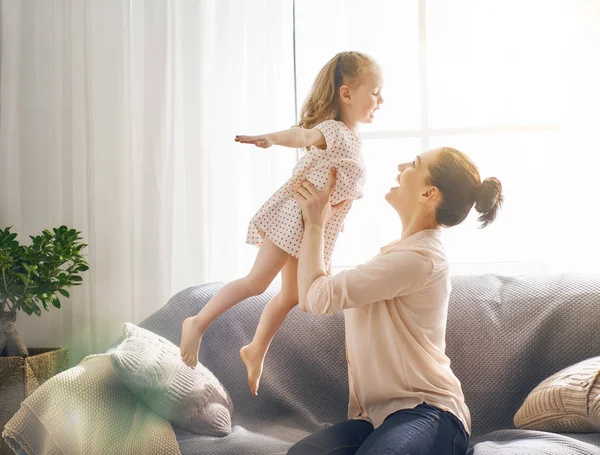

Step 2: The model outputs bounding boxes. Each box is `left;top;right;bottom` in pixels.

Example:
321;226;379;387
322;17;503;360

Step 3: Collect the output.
514;356;600;432
111;323;234;436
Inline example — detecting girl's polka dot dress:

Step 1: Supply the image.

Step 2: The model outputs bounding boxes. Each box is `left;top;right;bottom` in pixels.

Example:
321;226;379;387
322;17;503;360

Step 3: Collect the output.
246;120;365;269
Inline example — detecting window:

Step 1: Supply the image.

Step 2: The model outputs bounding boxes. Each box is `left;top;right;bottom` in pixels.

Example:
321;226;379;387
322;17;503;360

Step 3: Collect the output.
294;0;598;274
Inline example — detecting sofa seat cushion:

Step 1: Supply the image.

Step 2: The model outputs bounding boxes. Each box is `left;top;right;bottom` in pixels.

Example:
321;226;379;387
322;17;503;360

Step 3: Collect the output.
468;429;600;454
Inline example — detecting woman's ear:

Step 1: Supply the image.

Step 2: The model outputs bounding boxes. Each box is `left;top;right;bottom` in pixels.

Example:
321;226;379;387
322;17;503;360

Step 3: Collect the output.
339;85;351;104
421;186;440;204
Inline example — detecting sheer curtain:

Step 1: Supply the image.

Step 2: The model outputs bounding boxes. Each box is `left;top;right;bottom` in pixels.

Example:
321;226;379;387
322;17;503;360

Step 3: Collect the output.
0;0;296;363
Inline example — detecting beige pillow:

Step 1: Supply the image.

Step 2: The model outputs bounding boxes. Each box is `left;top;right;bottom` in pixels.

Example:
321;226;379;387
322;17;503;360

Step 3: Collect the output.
514;356;600;432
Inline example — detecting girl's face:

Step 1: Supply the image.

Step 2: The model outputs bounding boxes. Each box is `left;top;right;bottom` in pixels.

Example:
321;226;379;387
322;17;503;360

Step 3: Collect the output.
343;71;384;124
386;148;441;218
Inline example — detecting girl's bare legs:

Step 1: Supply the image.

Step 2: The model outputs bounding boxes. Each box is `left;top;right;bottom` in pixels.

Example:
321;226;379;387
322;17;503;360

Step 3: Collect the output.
180;238;289;367
240;256;299;396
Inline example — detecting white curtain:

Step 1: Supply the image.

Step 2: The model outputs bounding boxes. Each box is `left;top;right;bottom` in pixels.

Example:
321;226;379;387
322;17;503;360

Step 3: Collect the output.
0;0;296;363
551;0;600;273
3;0;599;364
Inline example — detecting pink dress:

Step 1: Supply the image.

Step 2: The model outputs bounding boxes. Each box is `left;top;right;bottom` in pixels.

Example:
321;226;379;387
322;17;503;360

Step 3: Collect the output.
246;119;365;268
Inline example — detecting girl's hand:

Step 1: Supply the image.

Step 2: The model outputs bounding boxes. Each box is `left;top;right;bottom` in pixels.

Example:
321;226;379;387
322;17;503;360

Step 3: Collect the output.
293;168;346;228
235;134;274;148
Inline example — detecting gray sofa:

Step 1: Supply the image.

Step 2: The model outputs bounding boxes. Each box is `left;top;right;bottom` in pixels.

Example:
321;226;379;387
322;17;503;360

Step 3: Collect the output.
134;274;600;454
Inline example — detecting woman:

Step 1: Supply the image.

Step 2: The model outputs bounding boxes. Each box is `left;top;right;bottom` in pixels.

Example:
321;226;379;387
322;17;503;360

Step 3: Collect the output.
288;147;503;455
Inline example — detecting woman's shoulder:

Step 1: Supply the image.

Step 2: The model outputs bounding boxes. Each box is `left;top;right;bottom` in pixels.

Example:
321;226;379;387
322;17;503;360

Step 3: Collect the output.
379;230;448;270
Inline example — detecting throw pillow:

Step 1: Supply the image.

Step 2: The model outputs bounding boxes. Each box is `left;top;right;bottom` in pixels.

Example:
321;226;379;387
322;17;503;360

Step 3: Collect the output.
111;323;234;436
514;356;600;432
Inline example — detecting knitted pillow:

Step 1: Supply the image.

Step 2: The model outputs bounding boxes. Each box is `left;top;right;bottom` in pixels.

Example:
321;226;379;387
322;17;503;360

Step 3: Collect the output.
514;356;600;432
110;323;234;436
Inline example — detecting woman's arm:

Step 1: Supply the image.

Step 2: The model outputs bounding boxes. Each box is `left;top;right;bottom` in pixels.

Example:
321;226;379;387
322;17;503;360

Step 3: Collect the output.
303;251;434;314
293;168;343;310
297;224;328;310
235;127;326;149
294;168;434;314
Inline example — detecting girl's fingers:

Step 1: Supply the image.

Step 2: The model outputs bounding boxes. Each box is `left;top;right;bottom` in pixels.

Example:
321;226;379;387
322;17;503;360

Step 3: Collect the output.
236;136;257;143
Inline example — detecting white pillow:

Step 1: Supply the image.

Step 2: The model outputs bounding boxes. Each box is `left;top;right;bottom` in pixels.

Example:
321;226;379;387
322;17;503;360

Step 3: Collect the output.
111;323;234;436
514;356;600;432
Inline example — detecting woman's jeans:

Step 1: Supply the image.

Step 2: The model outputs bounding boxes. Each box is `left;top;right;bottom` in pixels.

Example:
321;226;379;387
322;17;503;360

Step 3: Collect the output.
287;403;469;455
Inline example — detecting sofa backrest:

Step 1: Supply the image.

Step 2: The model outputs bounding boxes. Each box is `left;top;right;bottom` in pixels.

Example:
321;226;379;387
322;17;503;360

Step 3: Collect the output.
139;282;349;435
446;274;600;436
139;274;600;438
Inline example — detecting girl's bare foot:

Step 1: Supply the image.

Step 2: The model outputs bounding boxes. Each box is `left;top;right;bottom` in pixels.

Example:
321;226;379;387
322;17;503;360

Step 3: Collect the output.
180;317;204;368
240;344;264;396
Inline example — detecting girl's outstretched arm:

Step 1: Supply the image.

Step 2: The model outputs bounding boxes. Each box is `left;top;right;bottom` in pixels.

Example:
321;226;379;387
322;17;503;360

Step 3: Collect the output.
235;127;326;149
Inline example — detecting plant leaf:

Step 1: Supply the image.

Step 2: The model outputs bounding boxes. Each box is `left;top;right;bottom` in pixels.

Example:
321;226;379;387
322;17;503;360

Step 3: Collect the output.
58;289;70;298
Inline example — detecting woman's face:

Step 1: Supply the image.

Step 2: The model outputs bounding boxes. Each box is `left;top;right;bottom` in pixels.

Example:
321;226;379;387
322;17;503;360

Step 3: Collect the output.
385;148;442;217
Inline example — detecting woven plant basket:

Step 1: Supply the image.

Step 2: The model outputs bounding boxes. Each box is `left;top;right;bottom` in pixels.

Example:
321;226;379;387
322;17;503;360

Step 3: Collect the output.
0;348;69;455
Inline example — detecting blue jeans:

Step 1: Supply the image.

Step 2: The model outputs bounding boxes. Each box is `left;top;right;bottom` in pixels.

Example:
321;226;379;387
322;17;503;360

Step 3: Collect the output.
288;403;469;455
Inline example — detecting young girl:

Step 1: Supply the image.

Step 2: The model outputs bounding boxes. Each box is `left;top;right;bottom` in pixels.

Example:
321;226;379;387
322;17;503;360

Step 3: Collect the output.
180;51;384;395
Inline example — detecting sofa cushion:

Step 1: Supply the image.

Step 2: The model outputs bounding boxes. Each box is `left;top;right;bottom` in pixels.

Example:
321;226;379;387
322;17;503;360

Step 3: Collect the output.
110;323;234;436
513;356;600;432
469;430;600;454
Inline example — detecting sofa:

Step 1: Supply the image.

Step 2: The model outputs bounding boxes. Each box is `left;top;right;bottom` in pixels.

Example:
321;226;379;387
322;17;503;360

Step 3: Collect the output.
7;274;600;454
137;274;600;454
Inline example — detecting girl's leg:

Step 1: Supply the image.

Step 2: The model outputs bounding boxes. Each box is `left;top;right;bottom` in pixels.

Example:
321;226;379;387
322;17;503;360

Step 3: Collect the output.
287;419;374;455
180;238;289;367
240;256;299;395
355;404;469;455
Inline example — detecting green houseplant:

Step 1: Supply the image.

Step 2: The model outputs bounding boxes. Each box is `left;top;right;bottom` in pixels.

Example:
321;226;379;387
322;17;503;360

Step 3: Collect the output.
0;225;88;357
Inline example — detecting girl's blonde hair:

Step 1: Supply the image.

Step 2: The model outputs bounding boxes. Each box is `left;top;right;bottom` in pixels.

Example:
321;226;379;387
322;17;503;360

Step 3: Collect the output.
296;51;380;131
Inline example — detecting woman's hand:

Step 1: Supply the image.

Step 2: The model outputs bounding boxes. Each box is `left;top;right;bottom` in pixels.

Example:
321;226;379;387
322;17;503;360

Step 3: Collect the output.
235;134;274;148
293;167;345;228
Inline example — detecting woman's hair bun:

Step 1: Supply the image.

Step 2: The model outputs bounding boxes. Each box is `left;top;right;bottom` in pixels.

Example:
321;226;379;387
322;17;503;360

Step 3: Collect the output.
475;177;503;228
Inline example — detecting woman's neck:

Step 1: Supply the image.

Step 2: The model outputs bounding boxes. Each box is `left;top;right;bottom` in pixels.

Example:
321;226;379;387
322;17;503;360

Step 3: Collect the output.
400;215;439;241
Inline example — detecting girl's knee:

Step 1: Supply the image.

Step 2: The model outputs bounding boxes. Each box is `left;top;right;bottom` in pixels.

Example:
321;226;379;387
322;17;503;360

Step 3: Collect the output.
241;275;271;296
